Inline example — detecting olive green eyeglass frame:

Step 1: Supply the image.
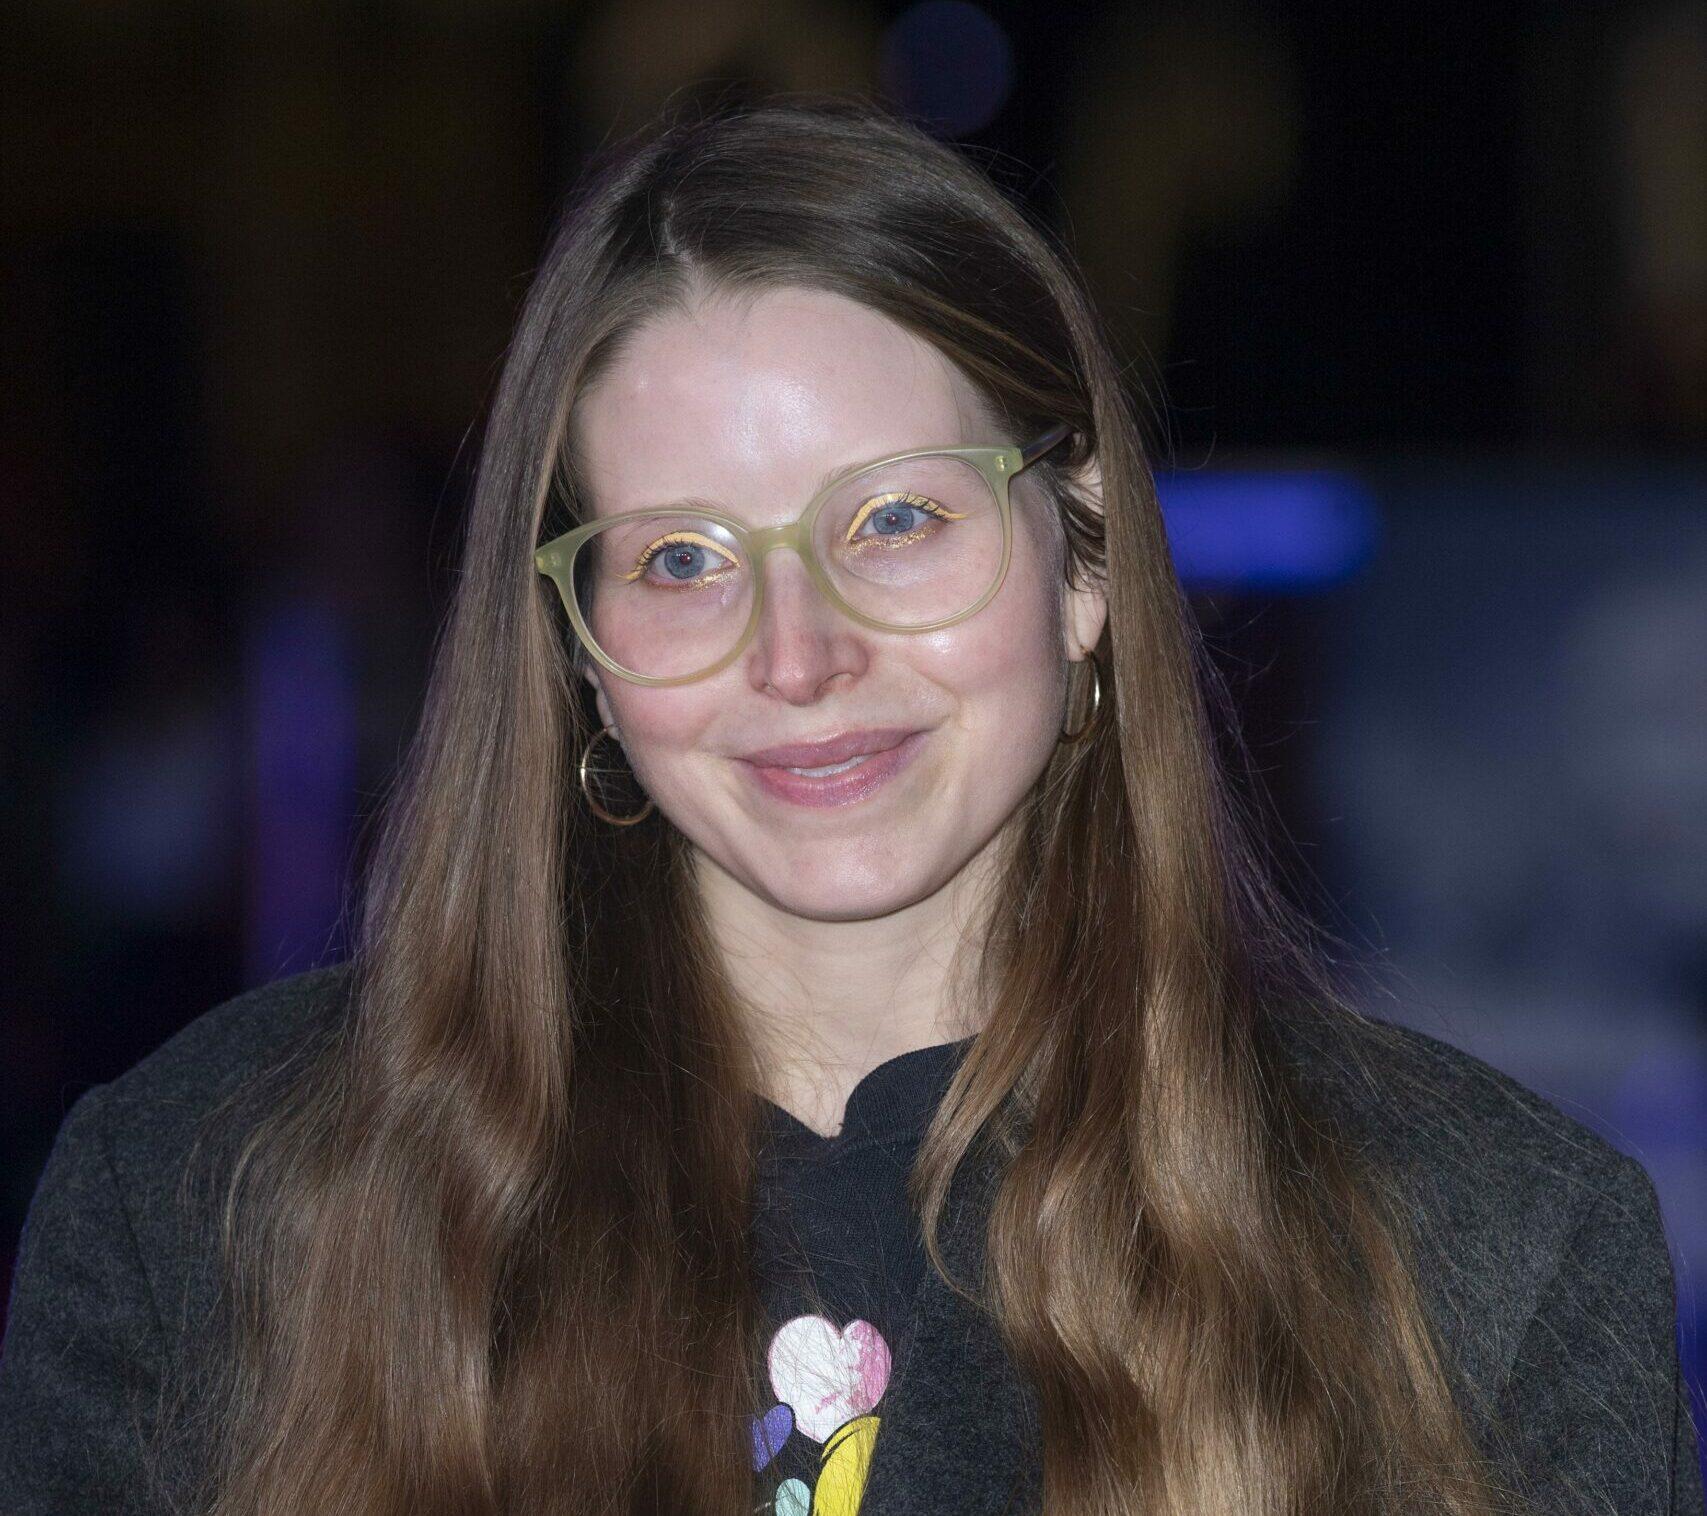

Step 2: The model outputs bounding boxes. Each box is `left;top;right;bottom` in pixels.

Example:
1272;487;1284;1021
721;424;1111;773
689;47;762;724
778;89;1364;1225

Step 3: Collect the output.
534;420;1075;688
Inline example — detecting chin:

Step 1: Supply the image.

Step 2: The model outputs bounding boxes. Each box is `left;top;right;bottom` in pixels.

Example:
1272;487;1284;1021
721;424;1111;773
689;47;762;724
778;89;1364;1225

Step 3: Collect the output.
775;891;928;925
758;854;940;922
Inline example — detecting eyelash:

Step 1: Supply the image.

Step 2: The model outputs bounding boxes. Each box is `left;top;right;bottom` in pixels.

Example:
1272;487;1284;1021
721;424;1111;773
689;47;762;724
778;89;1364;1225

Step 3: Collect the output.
620;530;733;586
842;491;966;546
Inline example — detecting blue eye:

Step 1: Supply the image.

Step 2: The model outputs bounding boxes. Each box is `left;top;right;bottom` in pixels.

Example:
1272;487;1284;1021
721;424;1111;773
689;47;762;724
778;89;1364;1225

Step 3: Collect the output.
623;530;742;588
869;502;922;534
845;492;962;548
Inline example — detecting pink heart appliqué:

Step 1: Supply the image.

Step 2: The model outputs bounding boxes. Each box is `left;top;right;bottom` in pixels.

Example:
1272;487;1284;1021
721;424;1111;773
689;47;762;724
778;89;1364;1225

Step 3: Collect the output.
766;1315;892;1443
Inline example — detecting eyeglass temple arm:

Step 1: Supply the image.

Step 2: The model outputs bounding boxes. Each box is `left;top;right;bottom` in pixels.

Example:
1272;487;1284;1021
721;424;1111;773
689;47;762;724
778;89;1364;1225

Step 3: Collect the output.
1020;422;1074;469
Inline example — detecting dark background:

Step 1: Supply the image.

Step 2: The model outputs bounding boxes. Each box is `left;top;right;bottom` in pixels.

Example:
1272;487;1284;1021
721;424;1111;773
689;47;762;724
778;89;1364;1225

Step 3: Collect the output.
4;0;1703;1480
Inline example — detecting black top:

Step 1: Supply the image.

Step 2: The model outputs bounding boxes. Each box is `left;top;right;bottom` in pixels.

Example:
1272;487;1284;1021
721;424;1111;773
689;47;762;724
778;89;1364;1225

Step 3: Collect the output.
0;962;1700;1516
749;1036;975;1511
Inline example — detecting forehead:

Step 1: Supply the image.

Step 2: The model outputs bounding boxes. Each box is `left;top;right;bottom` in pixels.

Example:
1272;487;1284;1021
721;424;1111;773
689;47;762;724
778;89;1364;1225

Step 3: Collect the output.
569;286;998;517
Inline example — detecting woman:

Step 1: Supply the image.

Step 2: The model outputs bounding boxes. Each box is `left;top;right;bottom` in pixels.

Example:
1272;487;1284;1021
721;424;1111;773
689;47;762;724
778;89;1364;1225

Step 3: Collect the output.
1;96;1700;1516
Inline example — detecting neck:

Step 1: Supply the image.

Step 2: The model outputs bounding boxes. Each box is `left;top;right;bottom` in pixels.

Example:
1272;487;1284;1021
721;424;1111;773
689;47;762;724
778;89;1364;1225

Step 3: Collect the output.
691;835;1006;1137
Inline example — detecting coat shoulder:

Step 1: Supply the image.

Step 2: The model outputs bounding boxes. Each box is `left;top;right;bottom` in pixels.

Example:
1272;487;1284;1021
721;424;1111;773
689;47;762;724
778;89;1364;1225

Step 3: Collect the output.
96;960;357;1177
1;962;360;1512
1271;1003;1663;1418
1272;1003;1635;1193
82;962;357;1347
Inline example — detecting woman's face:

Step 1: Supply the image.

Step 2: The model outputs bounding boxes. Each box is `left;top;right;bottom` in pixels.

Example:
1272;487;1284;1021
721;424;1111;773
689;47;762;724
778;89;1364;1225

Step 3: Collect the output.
570;284;1105;923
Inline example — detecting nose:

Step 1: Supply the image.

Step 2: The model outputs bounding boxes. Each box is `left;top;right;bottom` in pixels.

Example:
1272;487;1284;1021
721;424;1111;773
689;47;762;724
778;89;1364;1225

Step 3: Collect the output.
746;543;866;701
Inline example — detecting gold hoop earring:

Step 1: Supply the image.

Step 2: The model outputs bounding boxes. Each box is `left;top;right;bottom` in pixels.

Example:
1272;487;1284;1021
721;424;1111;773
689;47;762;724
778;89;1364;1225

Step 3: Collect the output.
579;723;655;826
1059;654;1105;743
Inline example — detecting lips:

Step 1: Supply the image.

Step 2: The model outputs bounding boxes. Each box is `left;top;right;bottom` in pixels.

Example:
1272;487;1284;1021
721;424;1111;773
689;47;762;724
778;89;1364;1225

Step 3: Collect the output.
739;727;919;769
740;729;928;808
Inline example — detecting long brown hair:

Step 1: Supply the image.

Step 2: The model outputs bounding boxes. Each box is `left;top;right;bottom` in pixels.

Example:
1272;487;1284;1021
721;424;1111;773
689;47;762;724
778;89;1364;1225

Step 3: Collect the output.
170;94;1538;1515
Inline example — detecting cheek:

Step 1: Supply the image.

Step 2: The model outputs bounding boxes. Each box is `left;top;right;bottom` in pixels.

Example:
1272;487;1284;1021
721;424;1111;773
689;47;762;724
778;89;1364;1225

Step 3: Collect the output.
924;581;1067;783
944;535;1065;700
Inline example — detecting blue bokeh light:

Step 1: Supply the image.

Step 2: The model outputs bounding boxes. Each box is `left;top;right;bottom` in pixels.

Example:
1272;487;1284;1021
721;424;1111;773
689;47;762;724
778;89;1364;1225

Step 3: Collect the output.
1155;468;1381;590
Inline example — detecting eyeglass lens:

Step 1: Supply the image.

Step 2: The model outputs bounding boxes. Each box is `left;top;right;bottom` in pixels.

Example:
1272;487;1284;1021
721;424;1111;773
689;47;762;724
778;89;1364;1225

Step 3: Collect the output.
567;453;1004;680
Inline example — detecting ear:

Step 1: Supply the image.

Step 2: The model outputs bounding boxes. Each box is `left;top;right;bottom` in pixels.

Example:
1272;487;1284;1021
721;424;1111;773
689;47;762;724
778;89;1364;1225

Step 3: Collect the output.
582;661;619;734
1061;452;1109;663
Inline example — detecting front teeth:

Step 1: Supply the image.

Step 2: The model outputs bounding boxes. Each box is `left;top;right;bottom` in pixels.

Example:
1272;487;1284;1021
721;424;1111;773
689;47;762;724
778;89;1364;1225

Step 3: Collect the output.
784;753;873;777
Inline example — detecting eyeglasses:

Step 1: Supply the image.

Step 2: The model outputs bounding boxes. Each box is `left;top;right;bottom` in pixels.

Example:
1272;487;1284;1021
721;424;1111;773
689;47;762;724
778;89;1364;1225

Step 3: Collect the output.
535;421;1073;686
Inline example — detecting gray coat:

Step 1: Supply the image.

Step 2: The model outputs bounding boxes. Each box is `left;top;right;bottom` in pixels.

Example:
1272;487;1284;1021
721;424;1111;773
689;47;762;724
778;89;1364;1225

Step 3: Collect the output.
1;962;1702;1514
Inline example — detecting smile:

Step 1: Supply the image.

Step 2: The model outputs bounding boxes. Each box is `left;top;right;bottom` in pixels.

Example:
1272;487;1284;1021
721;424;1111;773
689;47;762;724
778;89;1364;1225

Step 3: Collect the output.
738;730;928;808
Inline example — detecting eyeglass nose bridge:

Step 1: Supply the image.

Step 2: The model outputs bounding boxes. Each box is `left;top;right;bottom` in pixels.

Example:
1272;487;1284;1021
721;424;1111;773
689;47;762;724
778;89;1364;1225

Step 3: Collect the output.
742;518;843;610
746;519;808;559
